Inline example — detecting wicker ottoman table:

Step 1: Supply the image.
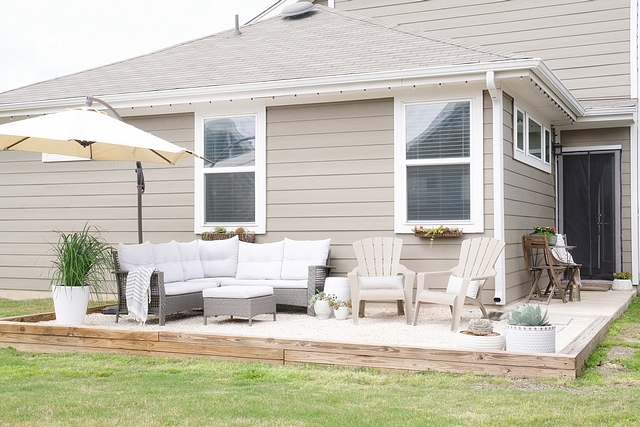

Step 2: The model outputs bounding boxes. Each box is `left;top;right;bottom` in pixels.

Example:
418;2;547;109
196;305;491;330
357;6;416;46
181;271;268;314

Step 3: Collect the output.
203;286;276;326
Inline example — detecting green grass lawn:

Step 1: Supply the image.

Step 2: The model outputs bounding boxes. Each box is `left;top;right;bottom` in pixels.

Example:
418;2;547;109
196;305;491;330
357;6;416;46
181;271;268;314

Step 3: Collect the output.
1;296;640;426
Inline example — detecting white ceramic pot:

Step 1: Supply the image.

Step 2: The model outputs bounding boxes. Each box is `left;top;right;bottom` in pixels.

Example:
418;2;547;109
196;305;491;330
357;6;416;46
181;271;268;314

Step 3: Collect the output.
504;324;556;354
52;285;91;326
455;331;505;351
334;306;350;320
612;279;633;291
314;300;332;320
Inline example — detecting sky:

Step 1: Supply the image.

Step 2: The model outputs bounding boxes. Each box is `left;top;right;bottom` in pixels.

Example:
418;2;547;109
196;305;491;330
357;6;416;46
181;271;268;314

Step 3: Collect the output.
0;0;291;93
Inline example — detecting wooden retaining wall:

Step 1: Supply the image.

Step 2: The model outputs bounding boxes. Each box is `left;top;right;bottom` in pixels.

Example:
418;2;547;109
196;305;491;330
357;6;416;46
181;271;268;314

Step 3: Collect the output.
0;307;618;378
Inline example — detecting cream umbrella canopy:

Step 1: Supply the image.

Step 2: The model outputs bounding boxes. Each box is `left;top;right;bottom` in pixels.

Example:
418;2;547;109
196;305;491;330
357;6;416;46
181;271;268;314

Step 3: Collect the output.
0;96;211;243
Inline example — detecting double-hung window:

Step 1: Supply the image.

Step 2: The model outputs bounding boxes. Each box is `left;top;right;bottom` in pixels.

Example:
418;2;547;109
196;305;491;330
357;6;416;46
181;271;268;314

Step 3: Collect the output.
195;109;266;233
514;106;552;172
395;95;483;233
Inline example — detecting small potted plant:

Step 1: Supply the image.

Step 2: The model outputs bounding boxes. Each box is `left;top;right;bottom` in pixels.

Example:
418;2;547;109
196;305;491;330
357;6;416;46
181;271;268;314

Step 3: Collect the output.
308;291;334;320
50;223;113;326
455;318;505;351
329;298;352;320
531;225;557;245
612;272;633;291
503;304;555;354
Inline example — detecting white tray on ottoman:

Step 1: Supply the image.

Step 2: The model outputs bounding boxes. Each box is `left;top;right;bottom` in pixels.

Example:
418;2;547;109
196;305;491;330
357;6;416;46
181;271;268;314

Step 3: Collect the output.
203;285;276;326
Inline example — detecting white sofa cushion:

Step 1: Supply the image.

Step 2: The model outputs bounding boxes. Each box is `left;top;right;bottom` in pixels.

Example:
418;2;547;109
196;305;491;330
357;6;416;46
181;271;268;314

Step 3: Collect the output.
199;236;239;278
220;278;307;289
203;285;273;299
281;238;331;280
152;241;184;284
236;240;285;280
118;241;155;271
177;240;204;281
445;276;482;299
357;275;404;290
164;279;219;296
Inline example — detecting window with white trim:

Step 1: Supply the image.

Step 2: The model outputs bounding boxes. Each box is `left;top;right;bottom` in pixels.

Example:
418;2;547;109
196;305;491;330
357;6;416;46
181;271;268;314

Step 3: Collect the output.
513;106;552;172
195;110;266;233
395;95;483;233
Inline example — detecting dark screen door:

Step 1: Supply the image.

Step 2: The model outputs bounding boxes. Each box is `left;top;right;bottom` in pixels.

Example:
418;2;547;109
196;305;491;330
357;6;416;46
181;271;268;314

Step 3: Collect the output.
561;152;618;279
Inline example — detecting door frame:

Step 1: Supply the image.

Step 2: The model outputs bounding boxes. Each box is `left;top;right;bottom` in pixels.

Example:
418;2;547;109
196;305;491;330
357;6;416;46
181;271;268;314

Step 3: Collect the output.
557;145;622;274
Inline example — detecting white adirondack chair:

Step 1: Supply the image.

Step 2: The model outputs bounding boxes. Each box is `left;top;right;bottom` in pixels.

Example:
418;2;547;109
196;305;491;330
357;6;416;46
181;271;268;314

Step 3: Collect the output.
348;237;415;325
412;237;505;331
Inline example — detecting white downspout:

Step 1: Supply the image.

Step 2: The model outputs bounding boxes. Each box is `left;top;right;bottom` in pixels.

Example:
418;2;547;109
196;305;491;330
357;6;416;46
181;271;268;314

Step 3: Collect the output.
630;0;639;286
486;71;506;304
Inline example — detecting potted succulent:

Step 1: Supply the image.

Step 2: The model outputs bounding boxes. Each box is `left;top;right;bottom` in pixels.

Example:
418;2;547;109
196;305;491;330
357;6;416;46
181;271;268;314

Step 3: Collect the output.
308;291;334;320
455;318;505;351
503;304;556;354
329;299;352;320
612;272;633;291
49;223;113;325
531;225;557;245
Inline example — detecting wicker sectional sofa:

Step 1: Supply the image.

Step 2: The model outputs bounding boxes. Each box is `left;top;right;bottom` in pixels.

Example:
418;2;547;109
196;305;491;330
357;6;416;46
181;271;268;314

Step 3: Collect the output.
112;236;332;325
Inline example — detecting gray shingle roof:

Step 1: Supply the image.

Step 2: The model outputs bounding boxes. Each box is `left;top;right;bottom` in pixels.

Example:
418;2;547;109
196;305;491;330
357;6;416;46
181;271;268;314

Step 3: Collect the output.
0;6;528;106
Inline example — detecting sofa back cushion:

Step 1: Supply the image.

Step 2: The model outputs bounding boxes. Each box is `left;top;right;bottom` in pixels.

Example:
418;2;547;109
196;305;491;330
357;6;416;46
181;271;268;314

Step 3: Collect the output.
199;236;239;278
118;241;155;272
281;238;331;280
152;241;184;283
177;240;204;281
236;240;285;280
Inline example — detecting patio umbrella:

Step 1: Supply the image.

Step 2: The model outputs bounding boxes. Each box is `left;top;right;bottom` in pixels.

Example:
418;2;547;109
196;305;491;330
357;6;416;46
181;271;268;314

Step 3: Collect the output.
0;97;212;243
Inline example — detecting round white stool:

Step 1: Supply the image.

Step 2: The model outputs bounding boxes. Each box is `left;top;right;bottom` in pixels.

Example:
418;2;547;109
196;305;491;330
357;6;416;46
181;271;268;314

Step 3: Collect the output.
324;277;350;303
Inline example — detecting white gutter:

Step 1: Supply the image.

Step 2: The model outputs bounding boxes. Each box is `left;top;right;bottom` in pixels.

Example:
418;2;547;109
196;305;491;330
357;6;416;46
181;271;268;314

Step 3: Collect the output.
486;71;506;304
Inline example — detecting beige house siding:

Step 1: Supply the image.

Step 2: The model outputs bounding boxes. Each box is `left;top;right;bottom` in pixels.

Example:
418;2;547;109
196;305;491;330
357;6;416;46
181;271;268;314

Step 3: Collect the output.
0;113;197;295
266;96;498;297
561;127;632;273
334;0;631;100
500;93;557;303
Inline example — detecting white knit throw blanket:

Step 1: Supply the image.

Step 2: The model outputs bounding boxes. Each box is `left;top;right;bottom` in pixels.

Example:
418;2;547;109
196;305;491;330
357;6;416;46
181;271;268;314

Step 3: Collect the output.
125;267;154;324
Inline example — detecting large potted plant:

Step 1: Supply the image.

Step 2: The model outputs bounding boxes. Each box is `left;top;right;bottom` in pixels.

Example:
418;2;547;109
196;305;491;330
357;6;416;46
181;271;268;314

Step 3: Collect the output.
503;304;556;354
50;223;113;325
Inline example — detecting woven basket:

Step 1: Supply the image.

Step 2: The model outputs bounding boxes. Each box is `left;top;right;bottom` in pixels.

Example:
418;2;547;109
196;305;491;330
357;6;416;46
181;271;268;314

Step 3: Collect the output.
200;232;255;243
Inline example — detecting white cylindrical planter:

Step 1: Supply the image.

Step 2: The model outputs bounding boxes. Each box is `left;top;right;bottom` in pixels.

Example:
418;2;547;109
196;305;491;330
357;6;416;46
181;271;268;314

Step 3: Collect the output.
504;324;556;354
455;332;505;351
324;277;350;303
334;306;350;320
313;300;332;320
52;285;91;326
612;279;633;291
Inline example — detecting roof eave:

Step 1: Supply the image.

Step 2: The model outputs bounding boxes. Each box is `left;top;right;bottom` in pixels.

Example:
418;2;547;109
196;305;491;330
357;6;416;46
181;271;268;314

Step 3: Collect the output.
0;59;583;119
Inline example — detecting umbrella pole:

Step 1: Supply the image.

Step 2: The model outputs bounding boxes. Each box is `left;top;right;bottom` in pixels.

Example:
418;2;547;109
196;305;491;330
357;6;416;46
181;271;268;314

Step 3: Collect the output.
136;161;145;244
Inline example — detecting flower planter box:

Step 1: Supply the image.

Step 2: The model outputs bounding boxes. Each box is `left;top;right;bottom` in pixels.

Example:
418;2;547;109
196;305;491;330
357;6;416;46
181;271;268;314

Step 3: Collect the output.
201;232;255;243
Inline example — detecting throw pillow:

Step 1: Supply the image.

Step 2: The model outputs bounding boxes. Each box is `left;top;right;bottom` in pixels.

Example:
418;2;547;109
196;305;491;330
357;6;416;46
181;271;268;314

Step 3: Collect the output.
445;276;482;299
357;275;404;290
